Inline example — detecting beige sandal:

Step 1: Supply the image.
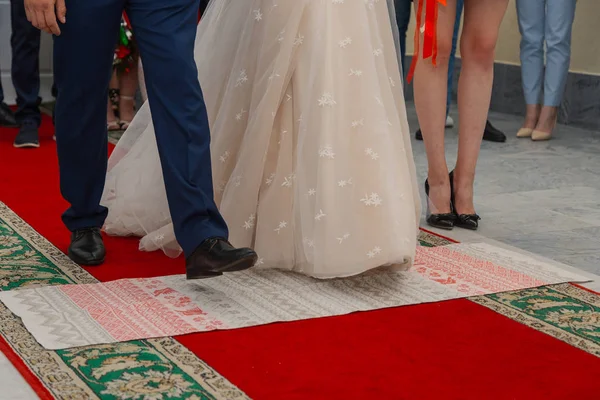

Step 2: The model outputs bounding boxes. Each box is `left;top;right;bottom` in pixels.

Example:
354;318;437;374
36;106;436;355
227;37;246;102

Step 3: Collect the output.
118;95;135;131
107;120;121;131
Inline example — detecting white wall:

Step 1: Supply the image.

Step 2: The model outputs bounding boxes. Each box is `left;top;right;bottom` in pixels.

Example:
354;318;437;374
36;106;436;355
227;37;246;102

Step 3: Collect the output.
0;1;54;105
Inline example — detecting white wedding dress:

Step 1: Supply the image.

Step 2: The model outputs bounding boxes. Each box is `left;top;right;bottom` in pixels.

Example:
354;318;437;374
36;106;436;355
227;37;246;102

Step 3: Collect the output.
102;0;421;279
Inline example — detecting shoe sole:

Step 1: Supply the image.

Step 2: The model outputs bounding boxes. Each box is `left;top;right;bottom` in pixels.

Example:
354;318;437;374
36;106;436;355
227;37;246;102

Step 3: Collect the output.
13;143;40;149
67;250;105;266
186;253;258;280
455;224;478;231
483;137;506;143
428;224;454;231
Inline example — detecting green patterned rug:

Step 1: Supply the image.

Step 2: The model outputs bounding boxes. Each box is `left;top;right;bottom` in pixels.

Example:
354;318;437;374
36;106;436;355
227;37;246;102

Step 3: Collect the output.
0;203;248;400
0;202;598;399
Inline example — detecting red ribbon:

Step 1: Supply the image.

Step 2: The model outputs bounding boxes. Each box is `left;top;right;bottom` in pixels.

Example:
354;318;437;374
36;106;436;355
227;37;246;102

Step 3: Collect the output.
407;0;446;83
122;12;131;28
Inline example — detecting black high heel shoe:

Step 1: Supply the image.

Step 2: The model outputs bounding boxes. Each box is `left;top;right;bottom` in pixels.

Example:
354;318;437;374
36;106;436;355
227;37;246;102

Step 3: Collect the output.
424;178;456;230
449;170;480;230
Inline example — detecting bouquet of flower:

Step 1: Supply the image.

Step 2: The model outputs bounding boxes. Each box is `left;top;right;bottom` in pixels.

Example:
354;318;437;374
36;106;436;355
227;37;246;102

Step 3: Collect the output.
113;14;136;73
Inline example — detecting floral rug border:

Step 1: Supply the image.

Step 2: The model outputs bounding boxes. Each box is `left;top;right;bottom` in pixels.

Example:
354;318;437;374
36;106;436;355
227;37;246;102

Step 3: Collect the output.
421;231;600;357
472;283;600;357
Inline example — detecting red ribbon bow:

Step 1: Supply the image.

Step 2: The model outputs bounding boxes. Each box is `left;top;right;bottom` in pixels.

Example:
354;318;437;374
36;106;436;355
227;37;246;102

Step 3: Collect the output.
407;0;447;83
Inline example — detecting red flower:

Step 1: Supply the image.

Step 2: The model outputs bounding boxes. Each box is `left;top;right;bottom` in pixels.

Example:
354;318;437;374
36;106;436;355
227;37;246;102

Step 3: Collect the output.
115;45;131;60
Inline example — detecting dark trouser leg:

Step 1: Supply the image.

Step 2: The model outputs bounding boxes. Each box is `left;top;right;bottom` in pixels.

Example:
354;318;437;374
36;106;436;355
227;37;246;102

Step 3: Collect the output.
51;84;57;127
446;0;463;117
10;0;41;126
199;0;210;16
127;0;228;257
395;0;412;75
54;0;124;231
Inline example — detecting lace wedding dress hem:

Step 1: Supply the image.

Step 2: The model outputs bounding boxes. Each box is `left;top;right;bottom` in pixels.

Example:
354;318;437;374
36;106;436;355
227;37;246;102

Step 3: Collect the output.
102;0;421;279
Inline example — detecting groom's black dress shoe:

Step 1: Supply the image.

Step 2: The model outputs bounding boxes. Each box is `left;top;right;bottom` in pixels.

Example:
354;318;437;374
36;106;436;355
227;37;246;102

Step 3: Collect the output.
68;228;106;266
186;238;258;280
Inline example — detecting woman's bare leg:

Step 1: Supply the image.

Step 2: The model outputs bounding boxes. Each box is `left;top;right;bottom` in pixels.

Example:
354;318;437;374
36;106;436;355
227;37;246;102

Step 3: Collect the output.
107;70;119;126
454;0;509;214
534;105;558;132
413;0;457;214
138;58;147;101
523;104;541;130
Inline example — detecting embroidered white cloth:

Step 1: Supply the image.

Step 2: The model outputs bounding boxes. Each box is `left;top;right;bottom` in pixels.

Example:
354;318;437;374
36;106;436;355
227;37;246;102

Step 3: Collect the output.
0;243;589;350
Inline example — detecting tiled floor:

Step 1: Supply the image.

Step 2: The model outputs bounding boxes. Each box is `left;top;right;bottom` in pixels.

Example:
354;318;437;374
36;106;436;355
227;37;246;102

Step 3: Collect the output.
0;353;38;400
407;103;600;289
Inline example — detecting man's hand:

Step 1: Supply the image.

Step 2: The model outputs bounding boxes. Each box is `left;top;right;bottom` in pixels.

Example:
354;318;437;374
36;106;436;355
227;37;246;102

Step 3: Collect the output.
25;0;67;36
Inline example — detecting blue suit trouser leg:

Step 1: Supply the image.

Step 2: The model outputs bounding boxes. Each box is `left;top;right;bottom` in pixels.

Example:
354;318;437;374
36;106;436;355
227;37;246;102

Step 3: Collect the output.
126;0;228;257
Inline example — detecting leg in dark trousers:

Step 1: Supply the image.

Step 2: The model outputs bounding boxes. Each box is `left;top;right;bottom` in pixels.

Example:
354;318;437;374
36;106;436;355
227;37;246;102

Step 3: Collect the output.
11;0;42;147
54;0;255;272
53;0;123;232
0;75;18;128
11;0;41;125
395;0;412;76
55;0;227;255
126;0;228;257
199;0;210;16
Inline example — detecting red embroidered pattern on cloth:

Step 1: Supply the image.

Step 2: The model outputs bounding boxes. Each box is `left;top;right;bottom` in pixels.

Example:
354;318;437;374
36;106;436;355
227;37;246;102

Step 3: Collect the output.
60;279;225;340
414;246;546;295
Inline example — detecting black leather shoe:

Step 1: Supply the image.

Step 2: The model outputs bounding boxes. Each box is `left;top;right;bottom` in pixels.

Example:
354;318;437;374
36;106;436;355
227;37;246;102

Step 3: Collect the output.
417;121;507;143
68;228;106;266
449;170;481;230
0;103;18;128
455;213;480;230
483;120;506;143
186;238;258;280
424;178;455;230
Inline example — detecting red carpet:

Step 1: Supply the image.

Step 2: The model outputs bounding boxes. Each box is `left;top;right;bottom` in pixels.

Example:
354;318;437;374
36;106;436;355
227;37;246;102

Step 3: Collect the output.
1;116;599;399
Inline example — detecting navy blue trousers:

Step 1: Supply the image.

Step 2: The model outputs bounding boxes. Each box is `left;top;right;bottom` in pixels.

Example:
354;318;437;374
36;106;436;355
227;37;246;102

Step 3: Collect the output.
0;0;42;125
54;0;228;257
199;0;210;15
394;0;412;75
